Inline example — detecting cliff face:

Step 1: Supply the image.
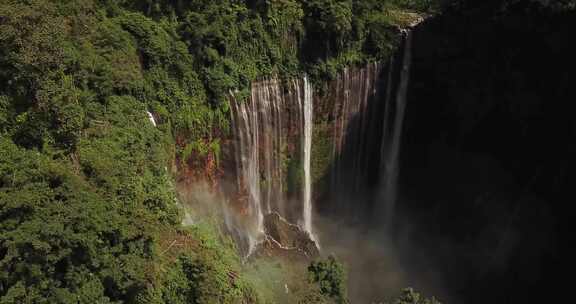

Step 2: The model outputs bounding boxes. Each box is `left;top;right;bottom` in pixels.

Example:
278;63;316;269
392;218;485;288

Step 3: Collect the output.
219;29;414;256
0;0;444;303
175;3;574;303
398;4;575;303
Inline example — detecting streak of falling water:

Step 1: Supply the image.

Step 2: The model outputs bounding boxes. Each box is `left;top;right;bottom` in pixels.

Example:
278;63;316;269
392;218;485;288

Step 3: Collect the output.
229;76;319;254
249;88;265;253
328;64;382;219
302;76;314;236
381;30;413;230
230;89;265;255
147;111;157;127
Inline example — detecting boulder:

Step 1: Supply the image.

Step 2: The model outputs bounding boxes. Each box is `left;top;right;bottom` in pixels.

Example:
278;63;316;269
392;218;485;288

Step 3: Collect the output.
252;212;319;260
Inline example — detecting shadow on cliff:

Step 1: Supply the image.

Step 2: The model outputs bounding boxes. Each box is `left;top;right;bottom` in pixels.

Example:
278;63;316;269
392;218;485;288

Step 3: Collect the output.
398;2;574;303
312;37;451;303
314;3;575;303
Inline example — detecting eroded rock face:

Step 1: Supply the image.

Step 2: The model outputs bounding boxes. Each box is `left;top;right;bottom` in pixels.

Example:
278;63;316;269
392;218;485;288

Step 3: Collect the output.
252;212;319;260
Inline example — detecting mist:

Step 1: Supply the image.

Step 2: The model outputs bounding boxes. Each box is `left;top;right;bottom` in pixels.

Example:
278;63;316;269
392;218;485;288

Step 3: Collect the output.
175;4;570;303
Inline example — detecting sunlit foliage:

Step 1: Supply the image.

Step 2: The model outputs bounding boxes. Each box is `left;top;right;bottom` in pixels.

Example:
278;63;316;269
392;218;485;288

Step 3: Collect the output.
0;0;437;302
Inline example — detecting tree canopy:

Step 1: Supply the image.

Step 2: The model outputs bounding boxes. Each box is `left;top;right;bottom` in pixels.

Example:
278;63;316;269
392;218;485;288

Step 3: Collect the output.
0;0;440;303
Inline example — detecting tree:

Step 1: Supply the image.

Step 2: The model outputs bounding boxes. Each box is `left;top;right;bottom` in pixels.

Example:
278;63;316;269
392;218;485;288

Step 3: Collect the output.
308;255;348;304
387;288;442;304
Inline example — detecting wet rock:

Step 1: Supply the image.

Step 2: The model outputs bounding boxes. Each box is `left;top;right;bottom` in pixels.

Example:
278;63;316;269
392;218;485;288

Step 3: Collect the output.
252;212;319;260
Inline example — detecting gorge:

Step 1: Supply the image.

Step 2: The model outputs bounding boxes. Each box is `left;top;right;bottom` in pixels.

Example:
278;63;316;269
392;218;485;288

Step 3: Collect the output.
224;29;413;259
1;1;572;303
216;3;572;302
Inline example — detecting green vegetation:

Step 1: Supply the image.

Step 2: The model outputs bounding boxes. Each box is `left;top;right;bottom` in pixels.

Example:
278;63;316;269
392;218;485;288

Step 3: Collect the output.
1;0;438;303
1;138;151;303
310;122;335;190
154;222;260;304
307;256;348;304
242;256;351;304
385;288;441;304
244;258;309;304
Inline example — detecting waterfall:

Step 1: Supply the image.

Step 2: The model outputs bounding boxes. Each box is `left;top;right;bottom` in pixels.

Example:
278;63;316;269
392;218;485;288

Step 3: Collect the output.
229;77;315;253
302;76;314;236
229;91;264;254
320;30;413;228
227;29;413;251
379;30;413;229
325;63;382;219
147;111;157;127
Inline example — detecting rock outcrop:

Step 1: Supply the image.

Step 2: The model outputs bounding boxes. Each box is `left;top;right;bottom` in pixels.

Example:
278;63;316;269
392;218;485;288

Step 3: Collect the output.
252;212;319;260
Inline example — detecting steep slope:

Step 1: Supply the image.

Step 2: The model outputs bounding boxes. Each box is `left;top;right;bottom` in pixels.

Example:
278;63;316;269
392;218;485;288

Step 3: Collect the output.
0;1;435;303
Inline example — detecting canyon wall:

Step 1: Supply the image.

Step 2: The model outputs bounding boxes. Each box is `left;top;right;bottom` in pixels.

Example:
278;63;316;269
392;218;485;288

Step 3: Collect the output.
223;31;414;254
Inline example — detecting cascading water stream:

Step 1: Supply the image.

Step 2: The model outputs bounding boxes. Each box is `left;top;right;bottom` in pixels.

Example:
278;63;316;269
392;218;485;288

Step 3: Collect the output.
380;30;412;230
320;29;413;229
147;111;157;127
228;29;413;253
326;63;382;219
229;77;315;254
229;91;265;254
302;76;314;237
